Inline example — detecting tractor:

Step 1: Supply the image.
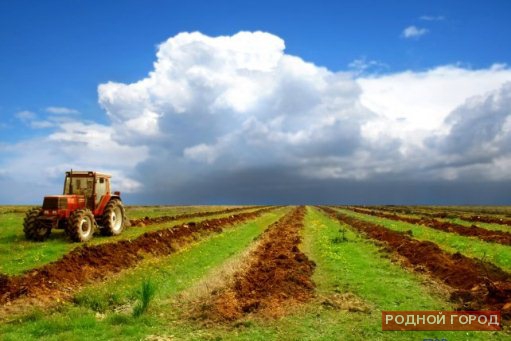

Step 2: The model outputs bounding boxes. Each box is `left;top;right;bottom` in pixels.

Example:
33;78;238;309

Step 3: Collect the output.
23;170;126;242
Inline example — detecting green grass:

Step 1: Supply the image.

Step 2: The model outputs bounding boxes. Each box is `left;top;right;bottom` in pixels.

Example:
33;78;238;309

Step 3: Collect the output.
367;207;511;233
0;213;72;275
252;206;505;341
0;206;32;215
0;206;260;275
337;208;511;273
130;206;506;341
275;207;503;340
305;208;452;308
125;205;244;219
428;205;511;217
72;207;287;315
372;205;511;217
1;206;509;340
0;208;289;340
444;217;511;233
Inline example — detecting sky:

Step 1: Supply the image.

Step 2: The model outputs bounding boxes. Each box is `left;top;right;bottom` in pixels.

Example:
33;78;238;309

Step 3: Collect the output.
1;0;511;205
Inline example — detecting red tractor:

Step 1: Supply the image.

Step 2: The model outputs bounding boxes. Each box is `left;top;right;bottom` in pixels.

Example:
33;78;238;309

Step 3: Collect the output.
23;170;126;242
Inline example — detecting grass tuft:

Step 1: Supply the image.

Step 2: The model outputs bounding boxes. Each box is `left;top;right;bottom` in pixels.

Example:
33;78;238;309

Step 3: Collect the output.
331;227;349;243
107;313;131;325
73;293;109;312
18;309;45;323
132;279;157;318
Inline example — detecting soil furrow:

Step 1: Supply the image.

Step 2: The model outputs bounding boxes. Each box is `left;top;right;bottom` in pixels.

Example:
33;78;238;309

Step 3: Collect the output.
462;215;511;227
129;205;267;227
320;207;511;318
196;206;315;321
358;205;511;227
349;207;511;245
0;207;276;311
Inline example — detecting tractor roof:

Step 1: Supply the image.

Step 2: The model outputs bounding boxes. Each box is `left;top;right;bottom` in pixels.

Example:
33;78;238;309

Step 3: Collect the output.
66;171;111;178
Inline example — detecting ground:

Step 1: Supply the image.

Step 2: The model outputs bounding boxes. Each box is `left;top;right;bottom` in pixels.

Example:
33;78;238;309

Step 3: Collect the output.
0;205;510;340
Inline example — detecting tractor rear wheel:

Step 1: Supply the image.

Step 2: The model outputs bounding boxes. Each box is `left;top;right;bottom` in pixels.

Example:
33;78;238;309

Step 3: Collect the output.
68;209;95;242
23;207;51;241
100;199;125;236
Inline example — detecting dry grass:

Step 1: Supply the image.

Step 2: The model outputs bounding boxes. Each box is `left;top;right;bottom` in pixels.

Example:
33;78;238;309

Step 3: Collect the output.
179;235;264;301
318;292;370;313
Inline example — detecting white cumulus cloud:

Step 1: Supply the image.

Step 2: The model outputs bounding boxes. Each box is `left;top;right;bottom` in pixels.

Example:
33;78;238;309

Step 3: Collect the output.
2;31;511;204
0;120;148;202
357;65;511;140
98;31;371;184
402;25;429;39
95;31;511;193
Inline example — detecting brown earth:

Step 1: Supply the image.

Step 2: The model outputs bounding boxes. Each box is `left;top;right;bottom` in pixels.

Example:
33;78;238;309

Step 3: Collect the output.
353;206;456;219
320;207;511;319
0;207;275;315
349;207;511;245
358;205;511;227
129;206;267;227
195;206;315;322
465;215;511;227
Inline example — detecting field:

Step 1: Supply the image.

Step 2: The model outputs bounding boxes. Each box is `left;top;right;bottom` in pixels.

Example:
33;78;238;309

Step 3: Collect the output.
0;205;511;340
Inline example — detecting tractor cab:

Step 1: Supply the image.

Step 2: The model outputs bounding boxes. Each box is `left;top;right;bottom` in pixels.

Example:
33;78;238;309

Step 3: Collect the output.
62;171;113;212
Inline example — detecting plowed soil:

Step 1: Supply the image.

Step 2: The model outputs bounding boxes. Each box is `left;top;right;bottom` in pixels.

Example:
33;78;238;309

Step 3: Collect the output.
321;207;511;319
349;207;511;245
354;206;455;219
197;206;315;321
465;215;511;227
360;206;511;227
0;207;275;314
129;206;267;227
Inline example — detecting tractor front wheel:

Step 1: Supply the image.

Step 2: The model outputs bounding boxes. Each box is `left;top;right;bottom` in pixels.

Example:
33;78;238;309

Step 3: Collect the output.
68;209;95;242
100;199;125;236
23;207;51;241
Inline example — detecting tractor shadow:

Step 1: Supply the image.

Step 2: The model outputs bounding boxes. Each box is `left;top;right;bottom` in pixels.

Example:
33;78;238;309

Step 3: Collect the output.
45;229;71;242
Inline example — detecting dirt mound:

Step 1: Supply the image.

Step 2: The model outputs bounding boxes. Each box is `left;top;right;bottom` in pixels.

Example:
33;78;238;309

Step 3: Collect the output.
197;206;315;321
366;205;511;227
0;274;9;288
129;206;266;227
357;205;455;219
321;207;511;319
466;215;511;227
349;207;511;245
0;207;275;309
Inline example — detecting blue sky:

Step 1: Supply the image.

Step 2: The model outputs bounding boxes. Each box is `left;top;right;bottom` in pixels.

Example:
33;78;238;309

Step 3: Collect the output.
2;0;510;128
1;0;511;204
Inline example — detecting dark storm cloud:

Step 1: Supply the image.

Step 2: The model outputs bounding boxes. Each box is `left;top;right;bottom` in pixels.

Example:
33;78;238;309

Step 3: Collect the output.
440;82;511;155
126;166;511;205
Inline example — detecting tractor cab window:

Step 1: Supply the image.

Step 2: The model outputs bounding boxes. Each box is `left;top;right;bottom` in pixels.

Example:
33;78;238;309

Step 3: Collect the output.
64;176;94;197
95;177;108;206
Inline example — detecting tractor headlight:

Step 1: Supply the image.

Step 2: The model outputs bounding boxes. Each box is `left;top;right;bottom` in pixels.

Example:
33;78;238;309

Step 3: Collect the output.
44;210;49;215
